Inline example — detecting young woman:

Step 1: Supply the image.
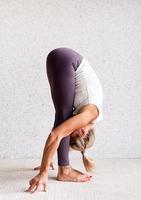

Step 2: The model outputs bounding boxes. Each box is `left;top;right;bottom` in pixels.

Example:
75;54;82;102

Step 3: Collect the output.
26;47;103;193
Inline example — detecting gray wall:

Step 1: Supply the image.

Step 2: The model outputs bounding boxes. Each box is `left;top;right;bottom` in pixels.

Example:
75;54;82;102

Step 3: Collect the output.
0;0;141;159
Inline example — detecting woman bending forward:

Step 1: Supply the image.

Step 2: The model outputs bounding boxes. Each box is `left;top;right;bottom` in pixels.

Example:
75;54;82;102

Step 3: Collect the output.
26;47;103;193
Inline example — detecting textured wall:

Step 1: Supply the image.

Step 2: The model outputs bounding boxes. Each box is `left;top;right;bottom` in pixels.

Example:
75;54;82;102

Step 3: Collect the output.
0;0;141;159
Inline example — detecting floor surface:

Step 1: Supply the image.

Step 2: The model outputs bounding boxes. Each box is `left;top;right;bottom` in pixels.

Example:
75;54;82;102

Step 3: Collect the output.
0;158;141;200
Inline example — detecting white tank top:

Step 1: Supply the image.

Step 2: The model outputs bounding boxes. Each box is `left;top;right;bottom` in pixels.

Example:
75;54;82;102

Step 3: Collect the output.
73;57;103;124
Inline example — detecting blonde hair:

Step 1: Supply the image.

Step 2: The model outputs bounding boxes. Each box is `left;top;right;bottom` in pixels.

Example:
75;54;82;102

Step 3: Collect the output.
70;105;96;172
69;128;95;173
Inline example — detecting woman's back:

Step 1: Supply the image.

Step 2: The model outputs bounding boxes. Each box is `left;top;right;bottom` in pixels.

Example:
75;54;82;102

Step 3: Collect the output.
73;57;103;124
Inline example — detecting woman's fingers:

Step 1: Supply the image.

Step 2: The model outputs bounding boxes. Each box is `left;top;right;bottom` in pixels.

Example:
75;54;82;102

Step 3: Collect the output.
26;181;43;193
34;166;41;170
50;161;54;170
31;183;42;193
29;178;34;185
30;181;48;193
34;162;54;170
26;172;48;193
43;184;48;192
25;182;36;193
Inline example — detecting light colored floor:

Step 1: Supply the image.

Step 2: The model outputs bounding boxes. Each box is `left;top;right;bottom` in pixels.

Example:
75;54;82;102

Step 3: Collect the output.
0;158;141;200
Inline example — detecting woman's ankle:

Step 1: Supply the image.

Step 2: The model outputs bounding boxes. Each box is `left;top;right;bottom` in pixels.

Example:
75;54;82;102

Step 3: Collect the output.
58;165;71;175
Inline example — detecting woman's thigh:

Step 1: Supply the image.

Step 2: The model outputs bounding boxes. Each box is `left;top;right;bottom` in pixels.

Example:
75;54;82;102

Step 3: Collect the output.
46;47;82;125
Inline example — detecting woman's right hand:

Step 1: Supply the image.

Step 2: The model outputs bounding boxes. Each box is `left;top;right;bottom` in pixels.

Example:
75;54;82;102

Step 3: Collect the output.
25;171;48;193
34;161;54;170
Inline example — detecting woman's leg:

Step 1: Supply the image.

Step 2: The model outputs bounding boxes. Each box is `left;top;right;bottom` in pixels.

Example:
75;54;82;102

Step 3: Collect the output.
46;47;83;166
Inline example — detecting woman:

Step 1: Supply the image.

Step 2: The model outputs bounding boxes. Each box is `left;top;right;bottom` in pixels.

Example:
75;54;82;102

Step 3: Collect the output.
26;47;103;193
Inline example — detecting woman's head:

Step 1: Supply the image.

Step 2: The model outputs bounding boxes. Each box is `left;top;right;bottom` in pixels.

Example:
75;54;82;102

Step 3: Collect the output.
70;105;96;172
69;128;95;172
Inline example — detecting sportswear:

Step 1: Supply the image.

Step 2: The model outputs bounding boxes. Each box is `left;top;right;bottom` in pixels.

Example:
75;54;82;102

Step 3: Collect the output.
73;57;103;125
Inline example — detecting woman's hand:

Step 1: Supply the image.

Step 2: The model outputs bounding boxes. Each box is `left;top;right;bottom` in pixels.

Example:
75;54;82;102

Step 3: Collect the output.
34;161;54;171
25;172;48;193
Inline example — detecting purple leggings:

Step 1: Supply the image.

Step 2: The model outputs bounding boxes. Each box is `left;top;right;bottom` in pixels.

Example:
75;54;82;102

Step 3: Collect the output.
46;47;83;166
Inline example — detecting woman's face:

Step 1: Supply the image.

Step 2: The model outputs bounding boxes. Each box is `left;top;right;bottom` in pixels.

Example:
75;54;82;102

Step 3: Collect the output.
70;127;88;138
70;122;94;139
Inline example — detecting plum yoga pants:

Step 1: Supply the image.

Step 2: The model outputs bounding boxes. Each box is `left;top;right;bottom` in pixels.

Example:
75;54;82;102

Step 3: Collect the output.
46;47;83;166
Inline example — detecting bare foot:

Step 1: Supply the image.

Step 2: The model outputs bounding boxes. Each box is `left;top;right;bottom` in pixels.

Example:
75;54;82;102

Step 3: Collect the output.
57;165;92;182
34;161;54;170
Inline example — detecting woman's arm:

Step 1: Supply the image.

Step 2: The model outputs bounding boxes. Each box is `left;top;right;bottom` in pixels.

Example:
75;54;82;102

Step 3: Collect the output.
26;105;98;193
39;104;98;174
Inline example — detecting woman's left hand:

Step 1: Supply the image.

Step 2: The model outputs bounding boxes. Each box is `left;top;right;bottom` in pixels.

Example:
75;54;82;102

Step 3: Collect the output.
25;172;48;193
34;161;54;170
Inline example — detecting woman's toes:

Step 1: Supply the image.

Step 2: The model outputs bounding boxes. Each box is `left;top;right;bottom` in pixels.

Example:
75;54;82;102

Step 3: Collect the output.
85;175;92;181
83;174;91;179
79;175;90;182
34;166;40;170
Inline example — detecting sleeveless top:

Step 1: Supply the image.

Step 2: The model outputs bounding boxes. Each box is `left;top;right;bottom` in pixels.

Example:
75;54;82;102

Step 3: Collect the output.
73;57;103;125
